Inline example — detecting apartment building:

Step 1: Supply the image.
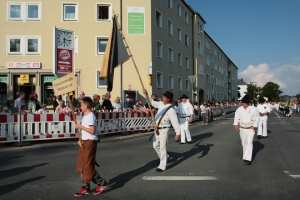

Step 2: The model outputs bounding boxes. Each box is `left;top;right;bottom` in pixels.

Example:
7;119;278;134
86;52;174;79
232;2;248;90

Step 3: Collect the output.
0;0;237;107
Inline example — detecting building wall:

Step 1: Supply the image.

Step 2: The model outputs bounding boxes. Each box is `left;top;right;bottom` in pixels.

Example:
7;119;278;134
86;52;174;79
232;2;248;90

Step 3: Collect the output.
238;84;247;100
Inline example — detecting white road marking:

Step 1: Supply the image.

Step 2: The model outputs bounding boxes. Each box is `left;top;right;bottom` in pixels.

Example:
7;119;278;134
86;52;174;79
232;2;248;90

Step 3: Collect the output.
290;175;300;179
274;111;281;118
142;176;218;181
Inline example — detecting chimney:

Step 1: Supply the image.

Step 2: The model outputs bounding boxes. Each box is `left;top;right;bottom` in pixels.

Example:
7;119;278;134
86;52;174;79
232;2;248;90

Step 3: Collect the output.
241;78;243;82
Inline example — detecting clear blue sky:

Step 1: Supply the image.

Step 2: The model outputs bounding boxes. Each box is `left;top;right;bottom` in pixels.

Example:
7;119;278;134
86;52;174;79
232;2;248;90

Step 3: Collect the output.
186;0;300;96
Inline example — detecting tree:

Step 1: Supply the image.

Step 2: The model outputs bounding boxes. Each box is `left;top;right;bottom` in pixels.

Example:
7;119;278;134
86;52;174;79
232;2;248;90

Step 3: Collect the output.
296;93;300;101
246;84;259;102
261;82;282;101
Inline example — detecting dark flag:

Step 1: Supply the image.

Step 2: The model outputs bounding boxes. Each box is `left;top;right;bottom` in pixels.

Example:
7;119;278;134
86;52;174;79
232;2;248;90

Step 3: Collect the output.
100;16;130;92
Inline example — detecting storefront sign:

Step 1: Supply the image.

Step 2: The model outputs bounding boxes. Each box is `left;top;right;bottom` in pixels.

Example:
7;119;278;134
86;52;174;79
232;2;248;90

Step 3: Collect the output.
0;77;7;83
52;73;77;96
20;74;29;83
6;62;41;69
43;76;57;83
56;48;73;73
127;7;145;35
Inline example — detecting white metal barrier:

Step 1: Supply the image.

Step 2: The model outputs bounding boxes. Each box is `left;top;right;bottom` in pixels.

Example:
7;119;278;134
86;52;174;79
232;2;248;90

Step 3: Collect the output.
0;106;237;144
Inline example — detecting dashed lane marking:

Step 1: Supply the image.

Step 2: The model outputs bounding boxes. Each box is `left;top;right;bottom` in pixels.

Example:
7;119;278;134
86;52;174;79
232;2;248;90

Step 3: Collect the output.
142;176;218;181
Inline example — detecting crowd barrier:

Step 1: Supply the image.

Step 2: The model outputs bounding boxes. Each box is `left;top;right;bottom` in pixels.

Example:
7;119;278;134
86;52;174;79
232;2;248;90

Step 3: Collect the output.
0;106;237;144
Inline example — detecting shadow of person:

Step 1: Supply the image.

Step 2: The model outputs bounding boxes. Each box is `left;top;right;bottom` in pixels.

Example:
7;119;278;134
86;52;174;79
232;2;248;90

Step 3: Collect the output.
0;163;48;180
0;176;45;196
105;159;158;193
166;132;214;170
267;130;272;134
252;141;265;161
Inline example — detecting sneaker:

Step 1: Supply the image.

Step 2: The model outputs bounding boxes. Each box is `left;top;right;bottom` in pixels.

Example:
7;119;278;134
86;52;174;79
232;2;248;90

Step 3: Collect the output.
93;182;108;195
74;186;90;197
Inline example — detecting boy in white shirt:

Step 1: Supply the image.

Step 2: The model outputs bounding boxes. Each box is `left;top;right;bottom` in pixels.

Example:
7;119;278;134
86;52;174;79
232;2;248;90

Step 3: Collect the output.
37;104;48;113
74;97;107;197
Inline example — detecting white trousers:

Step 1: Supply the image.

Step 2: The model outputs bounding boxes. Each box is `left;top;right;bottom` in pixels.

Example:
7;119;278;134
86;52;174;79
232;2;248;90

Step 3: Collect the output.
153;129;169;170
239;128;255;161
179;117;191;143
257;117;268;137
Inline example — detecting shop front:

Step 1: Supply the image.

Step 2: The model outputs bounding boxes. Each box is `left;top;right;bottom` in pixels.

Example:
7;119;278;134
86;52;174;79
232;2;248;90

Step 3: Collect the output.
0;76;8;106
13;74;36;102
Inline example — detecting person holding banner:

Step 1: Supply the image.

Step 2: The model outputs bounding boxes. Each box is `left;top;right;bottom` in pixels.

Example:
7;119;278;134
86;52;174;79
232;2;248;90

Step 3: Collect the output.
74;97;108;197
142;89;180;172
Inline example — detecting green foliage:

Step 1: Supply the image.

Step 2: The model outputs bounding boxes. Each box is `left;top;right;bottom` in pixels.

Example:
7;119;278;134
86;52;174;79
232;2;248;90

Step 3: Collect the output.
261;82;282;101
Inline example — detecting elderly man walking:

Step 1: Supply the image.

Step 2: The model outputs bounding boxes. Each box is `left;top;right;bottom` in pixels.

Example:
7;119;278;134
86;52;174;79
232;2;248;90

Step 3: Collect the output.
233;95;259;165
142;89;180;172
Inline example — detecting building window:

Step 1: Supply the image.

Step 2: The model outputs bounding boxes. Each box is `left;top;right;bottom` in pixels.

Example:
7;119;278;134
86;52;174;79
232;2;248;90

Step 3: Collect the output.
178;77;182;90
97;37;108;54
96;70;108;88
205;40;210;49
184;12;188;24
8;38;21;54
26;37;40;54
176;3;181;17
97;4;111;21
156;41;162;58
178;52;182;66
185;57;189;69
156;71;163;88
184;34;189;46
200;42;203;55
168;0;173;9
167;20;173;35
168;75;174;89
206;57;210;66
198;62;203;76
185;80;189;91
26;3;41;20
198;42;200;54
8;3;22;20
156;10;162;28
168;47;173;63
63;3;78;21
177;27;181;41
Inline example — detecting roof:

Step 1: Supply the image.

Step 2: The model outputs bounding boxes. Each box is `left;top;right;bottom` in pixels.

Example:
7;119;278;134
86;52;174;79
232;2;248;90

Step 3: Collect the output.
238;78;247;85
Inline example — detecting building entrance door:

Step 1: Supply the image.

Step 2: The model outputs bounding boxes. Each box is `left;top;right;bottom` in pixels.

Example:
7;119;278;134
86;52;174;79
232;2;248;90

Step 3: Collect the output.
13;75;36;102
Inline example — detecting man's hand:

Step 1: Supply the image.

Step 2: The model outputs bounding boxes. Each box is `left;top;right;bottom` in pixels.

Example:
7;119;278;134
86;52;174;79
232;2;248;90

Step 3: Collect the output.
74;123;81;129
142;89;147;94
234;125;239;132
188;118;193;123
251;126;256;130
77;140;83;147
174;135;180;141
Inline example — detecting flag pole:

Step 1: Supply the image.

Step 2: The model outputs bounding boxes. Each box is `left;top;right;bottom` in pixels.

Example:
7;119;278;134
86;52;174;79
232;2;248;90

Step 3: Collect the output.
113;15;158;134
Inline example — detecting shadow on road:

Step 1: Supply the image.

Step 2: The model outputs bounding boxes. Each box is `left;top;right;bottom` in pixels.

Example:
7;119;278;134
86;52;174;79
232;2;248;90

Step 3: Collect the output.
0;163;48;180
167;132;213;170
252;141;265;161
0;176;45;196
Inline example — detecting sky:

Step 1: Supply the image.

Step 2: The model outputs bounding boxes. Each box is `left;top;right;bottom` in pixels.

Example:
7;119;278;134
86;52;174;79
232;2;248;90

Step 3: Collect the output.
186;0;300;96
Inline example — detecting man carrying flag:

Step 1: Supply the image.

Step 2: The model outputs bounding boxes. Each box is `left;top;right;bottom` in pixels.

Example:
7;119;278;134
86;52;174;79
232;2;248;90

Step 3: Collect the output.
100;15;130;92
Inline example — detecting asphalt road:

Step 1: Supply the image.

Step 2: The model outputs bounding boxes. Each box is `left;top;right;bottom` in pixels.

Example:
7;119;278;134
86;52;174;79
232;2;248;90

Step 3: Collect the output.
1;110;300;200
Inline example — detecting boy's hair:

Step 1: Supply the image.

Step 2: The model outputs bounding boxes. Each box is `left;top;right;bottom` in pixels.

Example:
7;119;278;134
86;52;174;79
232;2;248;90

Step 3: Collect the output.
81;97;93;109
40;103;46;108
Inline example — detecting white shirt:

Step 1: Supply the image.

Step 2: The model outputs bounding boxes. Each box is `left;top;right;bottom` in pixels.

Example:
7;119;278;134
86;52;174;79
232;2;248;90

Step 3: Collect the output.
200;105;207;114
257;103;271;118
233;106;259;128
149;96;180;135
81;112;98;140
176;102;194;117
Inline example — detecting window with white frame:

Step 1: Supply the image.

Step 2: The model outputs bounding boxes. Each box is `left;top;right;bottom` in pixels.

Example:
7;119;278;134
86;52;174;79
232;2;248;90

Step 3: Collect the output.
96;70;108;88
184;34;189;46
197;22;201;34
168;0;173;9
177;27;181;41
97;4;111;21
63;3;78;21
8;37;21;54
185;57;189;69
198;62;203;76
156;41;162;58
185;80;189;91
167;20;173;35
26;37;40;54
178;52;182;66
178;77;182;90
184;12;188;24
168;75;174;89
205;40;210;49
156;10;162;27
8;2;41;21
156;71;163;88
176;3;181;17
97;37;108;54
168;47;173;63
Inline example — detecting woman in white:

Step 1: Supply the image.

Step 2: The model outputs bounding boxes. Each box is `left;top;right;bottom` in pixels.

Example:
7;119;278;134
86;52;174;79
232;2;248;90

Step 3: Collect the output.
113;97;122;111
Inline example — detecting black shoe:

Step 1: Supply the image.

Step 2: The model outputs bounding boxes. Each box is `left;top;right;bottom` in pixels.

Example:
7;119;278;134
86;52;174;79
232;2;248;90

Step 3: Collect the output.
262;136;268;138
156;168;164;172
188;141;192;144
245;160;251;165
179;142;186;144
257;135;262;139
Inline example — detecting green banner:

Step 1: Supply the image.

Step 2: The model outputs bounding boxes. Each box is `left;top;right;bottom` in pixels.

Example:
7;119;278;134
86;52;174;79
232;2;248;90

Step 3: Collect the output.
43;76;57;83
127;7;145;35
0;77;7;83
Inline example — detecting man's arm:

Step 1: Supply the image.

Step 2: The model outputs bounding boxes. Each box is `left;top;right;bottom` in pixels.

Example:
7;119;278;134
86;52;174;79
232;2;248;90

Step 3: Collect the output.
168;108;181;140
233;108;239;131
252;107;260;128
142;89;160;108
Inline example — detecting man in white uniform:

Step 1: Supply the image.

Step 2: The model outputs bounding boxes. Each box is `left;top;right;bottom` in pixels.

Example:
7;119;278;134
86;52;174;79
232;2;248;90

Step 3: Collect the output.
257;97;271;139
143;89;180;172
233;95;259;165
176;94;194;144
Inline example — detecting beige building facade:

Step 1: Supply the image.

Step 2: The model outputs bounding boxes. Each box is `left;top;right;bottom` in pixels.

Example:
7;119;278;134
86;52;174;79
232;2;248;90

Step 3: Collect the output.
0;0;238;108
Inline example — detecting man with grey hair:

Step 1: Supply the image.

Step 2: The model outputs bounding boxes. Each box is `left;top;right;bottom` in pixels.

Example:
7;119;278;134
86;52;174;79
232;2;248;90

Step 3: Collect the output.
102;93;113;111
77;91;85;104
